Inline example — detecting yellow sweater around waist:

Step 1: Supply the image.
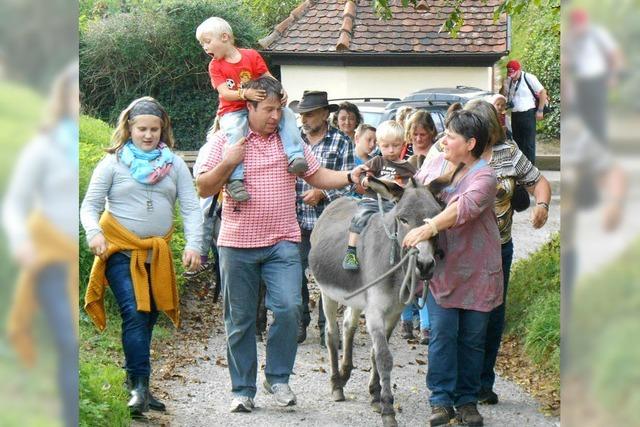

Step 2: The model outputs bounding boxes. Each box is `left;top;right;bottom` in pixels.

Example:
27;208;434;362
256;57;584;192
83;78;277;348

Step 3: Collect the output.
84;211;178;332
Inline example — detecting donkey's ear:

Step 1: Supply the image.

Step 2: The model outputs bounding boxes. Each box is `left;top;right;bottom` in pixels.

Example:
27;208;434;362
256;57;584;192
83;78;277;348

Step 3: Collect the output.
407;154;426;170
427;162;465;194
367;176;405;201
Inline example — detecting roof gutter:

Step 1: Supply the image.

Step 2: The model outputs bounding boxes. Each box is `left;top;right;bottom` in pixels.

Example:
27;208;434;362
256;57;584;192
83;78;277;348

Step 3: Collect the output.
261;51;506;67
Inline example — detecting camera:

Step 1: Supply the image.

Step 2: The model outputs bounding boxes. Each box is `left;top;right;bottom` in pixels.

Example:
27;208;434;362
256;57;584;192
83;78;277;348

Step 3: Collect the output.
506;100;514;110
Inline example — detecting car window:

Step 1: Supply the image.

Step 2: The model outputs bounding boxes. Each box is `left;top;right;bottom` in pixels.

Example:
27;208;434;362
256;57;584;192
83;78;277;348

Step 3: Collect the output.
361;111;383;127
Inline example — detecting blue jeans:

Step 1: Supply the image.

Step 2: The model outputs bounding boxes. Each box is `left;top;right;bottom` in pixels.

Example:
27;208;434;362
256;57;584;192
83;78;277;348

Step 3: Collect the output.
219;107;305;181
400;301;430;329
426;291;490;407
105;252;159;377
37;264;78;427
481;239;514;391
219;241;302;398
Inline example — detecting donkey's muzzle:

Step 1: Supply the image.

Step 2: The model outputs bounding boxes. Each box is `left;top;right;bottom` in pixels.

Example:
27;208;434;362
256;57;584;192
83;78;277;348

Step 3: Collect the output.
416;257;435;280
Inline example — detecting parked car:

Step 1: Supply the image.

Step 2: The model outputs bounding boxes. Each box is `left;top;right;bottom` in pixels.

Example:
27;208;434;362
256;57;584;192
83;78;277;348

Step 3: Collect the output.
381;86;493;132
331;86;493;132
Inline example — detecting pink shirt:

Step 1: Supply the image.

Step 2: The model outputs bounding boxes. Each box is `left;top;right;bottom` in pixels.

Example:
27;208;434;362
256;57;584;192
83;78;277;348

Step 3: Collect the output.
415;153;503;312
198;130;320;248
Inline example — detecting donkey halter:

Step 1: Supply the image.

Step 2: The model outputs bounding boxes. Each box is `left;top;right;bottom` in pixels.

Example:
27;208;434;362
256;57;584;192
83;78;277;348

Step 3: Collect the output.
344;194;430;308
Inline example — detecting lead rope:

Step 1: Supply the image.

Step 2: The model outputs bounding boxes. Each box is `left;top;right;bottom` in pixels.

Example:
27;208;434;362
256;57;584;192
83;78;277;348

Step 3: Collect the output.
344;247;418;300
377;193;397;265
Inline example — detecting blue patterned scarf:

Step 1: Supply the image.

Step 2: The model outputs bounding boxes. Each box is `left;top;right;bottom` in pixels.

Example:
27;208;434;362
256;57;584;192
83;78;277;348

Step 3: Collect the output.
119;140;174;184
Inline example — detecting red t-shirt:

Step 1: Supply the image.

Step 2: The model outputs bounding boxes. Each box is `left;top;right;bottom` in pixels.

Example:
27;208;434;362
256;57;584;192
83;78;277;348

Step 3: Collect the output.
209;48;269;116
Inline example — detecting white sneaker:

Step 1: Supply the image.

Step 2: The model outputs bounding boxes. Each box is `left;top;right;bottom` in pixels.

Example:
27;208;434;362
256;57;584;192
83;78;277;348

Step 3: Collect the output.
230;395;255;413
263;380;297;407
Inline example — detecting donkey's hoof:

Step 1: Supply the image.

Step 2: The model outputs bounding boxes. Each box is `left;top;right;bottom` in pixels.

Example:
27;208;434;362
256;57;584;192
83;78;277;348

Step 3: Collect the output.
382;414;398;427
332;388;345;402
371;400;382;413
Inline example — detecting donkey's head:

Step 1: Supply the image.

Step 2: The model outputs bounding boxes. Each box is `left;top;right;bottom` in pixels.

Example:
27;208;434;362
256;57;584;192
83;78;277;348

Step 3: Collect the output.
368;163;463;280
367;177;441;280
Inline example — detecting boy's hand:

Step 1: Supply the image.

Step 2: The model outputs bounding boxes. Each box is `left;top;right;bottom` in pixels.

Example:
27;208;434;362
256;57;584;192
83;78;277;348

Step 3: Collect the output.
281;89;288;106
245;88;267;102
350;164;369;186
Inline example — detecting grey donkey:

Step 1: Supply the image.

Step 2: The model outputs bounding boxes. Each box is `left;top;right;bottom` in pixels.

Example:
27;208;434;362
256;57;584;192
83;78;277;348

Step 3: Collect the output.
309;167;460;427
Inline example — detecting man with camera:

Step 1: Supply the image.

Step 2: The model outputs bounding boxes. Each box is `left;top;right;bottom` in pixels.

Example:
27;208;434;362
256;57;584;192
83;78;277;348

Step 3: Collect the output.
500;59;548;164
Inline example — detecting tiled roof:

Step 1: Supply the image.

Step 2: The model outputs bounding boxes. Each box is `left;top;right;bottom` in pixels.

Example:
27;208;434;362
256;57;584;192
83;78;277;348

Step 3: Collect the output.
260;0;508;55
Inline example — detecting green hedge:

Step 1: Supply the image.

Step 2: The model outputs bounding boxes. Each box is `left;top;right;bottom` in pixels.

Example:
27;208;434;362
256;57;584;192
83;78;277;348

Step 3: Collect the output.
506;233;560;375
80;0;263;150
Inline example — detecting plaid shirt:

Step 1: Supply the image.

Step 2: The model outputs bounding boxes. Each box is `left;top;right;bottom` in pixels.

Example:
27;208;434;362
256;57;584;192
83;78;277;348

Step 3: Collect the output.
296;126;355;231
198;129;320;248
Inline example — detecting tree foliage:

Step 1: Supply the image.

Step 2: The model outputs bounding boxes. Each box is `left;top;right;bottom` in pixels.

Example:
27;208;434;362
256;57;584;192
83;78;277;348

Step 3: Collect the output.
373;0;559;37
241;0;299;32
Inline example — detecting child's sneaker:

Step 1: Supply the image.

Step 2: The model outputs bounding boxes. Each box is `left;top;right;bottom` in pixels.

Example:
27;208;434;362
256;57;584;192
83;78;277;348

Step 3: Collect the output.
227;180;250;202
342;250;360;270
287;158;309;175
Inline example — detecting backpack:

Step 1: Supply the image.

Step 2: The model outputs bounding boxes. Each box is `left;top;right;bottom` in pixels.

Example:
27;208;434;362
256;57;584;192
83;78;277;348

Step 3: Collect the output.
522;73;551;115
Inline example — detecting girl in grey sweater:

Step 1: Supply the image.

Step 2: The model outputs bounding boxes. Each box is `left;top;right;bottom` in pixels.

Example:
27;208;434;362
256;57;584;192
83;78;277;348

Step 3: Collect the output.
80;96;202;415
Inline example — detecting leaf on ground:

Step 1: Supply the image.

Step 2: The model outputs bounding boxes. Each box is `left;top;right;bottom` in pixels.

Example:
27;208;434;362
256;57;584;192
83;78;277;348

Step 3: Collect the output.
415;358;426;365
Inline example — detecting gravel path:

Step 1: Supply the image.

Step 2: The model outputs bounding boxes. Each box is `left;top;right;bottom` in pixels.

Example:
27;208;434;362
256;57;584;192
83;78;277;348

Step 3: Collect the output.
135;183;561;427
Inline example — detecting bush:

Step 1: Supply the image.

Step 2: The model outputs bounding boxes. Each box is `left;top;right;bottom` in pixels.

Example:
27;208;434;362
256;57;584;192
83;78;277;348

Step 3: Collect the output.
80;0;263;150
506;233;560;335
523;291;560;374
79;115;112;303
505;233;560;375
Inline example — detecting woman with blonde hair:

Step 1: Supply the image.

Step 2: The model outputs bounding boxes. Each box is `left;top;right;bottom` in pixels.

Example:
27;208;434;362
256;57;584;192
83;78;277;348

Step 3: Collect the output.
81;96;202;415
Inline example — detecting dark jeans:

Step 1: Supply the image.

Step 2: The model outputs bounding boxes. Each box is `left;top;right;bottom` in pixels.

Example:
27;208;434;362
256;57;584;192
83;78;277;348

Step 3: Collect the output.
575;75;608;143
37;264;79;427
427;291;490;407
105;252;159;377
511;108;537;165
299;228;325;330
480;239;514;391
